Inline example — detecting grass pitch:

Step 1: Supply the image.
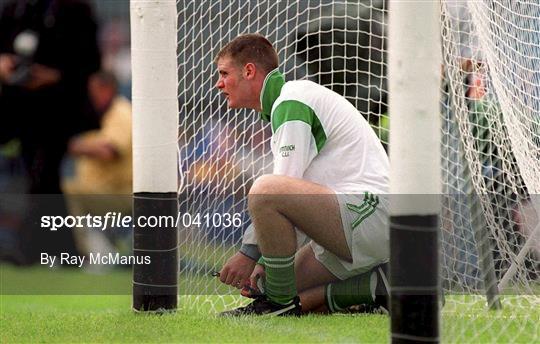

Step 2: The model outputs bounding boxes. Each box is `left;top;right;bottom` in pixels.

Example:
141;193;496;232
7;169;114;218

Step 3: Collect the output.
2;295;388;343
1;265;539;343
1;266;387;343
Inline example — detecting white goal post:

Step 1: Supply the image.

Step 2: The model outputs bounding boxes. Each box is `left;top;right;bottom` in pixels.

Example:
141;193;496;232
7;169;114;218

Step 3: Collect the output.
131;0;540;341
388;1;441;342
131;0;179;312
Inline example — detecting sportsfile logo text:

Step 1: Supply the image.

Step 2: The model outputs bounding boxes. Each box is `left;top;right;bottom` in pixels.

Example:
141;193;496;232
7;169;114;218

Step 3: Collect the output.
40;212;243;231
41;212;131;231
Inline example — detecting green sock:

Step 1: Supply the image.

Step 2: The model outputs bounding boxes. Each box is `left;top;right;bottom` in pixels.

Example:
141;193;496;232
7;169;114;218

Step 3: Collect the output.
263;255;296;305
325;264;388;312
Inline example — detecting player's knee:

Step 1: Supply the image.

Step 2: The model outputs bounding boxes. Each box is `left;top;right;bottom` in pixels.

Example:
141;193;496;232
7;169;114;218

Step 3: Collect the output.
248;175;282;213
249;174;281;195
250;174;296;194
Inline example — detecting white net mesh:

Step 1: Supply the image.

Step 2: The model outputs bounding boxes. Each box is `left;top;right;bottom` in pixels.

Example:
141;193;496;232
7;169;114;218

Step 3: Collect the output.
440;1;539;342
176;0;539;340
176;0;388;311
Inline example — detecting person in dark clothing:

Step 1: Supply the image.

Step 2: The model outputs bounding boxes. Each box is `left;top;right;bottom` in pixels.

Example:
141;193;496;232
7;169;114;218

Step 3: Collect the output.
0;0;100;264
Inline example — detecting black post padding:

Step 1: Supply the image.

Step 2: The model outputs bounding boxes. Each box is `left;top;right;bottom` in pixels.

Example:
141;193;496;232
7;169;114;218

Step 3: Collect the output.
133;192;178;312
391;214;440;343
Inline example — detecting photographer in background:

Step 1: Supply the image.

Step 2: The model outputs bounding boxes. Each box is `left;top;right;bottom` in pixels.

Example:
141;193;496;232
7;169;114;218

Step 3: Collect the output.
0;0;100;264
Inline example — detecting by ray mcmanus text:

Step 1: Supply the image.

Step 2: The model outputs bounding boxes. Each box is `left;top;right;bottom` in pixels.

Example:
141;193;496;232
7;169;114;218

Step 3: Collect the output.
41;252;151;268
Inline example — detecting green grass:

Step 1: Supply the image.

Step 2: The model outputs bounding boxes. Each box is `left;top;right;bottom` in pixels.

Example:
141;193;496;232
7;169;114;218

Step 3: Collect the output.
1;266;539;343
1;295;388;343
0;263;235;295
441;295;540;343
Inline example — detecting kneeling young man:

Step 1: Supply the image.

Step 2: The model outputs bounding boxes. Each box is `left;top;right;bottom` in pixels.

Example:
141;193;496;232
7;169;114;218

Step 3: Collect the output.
215;34;390;315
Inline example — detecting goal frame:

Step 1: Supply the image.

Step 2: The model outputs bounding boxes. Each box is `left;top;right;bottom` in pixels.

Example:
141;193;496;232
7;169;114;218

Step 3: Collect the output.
388;1;441;342
130;3;538;339
130;0;179;312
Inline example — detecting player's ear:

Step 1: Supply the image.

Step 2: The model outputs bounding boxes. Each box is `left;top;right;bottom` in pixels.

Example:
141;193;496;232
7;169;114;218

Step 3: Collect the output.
244;63;256;80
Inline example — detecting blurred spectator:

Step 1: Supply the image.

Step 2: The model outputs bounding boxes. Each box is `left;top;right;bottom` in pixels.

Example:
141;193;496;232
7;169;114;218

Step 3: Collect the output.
63;71;132;258
63;71;131;195
99;20;131;99
0;0;100;264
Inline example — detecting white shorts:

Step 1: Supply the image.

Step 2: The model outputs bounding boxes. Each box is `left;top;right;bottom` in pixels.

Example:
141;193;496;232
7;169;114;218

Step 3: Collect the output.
311;192;389;280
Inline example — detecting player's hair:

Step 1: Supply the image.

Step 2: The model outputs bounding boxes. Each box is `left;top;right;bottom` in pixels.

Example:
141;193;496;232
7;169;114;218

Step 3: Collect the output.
215;33;279;74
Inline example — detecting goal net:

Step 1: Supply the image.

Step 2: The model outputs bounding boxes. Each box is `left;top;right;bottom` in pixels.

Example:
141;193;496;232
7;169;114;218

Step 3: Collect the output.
439;1;539;341
176;0;388;310
175;0;539;339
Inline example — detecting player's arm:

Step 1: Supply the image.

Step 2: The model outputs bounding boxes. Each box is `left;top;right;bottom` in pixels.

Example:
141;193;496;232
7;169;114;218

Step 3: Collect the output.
220;101;322;287
225;99;322;275
270;99;322;177
269;99;322;247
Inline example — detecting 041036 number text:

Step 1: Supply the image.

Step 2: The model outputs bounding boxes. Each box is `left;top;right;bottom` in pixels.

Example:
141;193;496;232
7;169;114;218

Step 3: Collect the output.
177;212;243;228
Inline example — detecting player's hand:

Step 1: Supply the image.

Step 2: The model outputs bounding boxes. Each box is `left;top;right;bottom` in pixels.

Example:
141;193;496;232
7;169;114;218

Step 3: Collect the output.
219;251;256;289
249;263;266;293
238;264;265;298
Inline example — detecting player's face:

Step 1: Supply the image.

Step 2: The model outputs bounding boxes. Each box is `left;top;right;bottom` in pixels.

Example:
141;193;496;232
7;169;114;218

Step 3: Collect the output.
215;57;252;109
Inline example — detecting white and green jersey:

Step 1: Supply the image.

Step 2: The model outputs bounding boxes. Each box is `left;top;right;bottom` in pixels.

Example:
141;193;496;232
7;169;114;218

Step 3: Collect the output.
260;69;389;194
240;70;389;255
